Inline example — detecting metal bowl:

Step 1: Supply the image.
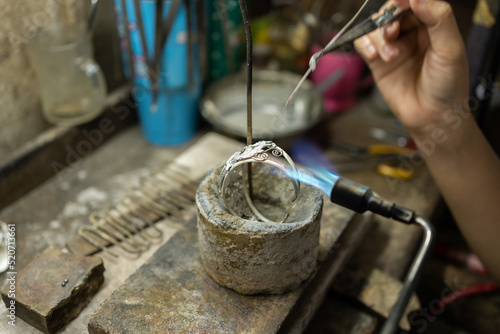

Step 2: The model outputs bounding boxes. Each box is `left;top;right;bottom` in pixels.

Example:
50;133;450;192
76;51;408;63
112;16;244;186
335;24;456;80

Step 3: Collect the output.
201;70;323;144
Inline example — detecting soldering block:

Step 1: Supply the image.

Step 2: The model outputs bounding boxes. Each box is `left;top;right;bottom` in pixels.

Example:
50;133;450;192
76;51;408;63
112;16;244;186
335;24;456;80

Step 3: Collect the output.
1;246;104;334
196;164;323;295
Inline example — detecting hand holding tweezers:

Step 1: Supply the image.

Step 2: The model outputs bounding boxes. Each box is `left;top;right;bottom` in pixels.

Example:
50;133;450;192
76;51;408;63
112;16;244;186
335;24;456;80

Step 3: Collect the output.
310;4;411;69
286;2;411;106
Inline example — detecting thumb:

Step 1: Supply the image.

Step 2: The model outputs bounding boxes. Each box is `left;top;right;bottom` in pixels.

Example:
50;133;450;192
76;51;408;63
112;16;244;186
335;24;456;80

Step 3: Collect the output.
409;0;464;55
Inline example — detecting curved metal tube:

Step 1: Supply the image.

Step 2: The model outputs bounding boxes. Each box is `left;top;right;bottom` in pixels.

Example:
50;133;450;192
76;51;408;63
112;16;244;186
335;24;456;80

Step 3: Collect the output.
380;215;435;334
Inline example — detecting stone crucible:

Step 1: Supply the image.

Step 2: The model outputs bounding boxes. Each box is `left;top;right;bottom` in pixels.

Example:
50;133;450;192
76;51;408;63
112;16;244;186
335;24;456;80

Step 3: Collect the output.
196;163;323;295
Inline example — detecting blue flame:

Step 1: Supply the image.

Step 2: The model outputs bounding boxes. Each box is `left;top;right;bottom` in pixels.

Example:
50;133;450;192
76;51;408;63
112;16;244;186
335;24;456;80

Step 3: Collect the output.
291;167;338;196
288;139;340;196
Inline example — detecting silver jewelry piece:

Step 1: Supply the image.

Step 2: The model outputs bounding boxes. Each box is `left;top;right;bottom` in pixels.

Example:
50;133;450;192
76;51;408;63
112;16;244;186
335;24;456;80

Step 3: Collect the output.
219;141;300;223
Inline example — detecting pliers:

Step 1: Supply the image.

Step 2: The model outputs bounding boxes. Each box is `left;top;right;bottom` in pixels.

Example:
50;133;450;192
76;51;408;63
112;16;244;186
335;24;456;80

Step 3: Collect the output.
330;143;419;180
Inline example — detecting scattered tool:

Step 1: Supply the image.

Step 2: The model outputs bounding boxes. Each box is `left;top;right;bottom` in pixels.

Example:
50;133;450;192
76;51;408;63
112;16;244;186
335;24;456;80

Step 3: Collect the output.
369;127;415;148
330;142;419;179
123;0;185;111
331;142;415;158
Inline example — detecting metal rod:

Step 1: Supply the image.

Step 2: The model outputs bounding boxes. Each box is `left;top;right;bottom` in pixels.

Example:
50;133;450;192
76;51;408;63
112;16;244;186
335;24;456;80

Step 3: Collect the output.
238;0;253;196
285;67;311;107
108;208;152;246
286;0;370;106
132;0;150;69
159;0;183;52
380;215;435;334
87;0;100;33
186;0;194;90
151;0;164;109
79;226;119;258
120;0;136;79
219;0;235;73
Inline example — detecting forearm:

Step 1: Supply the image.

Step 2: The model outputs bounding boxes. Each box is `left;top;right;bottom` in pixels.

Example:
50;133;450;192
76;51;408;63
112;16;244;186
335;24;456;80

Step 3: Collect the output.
411;115;500;280
352;0;500;278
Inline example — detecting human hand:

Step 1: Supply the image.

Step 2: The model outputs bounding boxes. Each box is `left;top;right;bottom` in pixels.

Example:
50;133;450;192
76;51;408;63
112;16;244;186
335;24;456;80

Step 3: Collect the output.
354;0;469;139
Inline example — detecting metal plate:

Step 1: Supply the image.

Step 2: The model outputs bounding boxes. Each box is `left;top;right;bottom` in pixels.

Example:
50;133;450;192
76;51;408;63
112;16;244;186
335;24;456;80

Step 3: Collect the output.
201;70;323;140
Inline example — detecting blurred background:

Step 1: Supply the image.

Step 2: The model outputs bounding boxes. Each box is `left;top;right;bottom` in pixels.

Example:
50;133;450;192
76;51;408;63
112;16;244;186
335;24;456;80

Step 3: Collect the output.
0;0;479;158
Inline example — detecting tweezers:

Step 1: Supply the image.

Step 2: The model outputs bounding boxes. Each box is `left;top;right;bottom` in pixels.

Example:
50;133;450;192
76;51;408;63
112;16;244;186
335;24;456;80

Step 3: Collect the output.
310;4;411;66
286;3;411;106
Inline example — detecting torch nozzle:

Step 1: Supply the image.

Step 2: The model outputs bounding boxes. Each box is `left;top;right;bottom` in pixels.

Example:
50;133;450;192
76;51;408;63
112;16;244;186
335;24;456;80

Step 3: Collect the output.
329;177;416;224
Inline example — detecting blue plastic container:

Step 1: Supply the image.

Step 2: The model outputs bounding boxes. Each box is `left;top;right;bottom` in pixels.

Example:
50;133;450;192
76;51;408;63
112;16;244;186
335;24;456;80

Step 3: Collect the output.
132;85;200;145
114;0;202;145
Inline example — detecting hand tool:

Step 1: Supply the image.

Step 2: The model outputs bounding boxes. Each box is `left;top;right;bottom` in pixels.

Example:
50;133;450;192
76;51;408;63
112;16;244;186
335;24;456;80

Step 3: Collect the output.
332;159;414;179
331;142;415;158
289;138;432;334
286;1;411;106
330;142;419;179
369;127;415;148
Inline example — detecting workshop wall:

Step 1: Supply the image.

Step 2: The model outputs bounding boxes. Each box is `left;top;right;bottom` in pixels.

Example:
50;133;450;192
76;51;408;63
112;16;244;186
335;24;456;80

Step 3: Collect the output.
0;0;124;160
0;1;53;159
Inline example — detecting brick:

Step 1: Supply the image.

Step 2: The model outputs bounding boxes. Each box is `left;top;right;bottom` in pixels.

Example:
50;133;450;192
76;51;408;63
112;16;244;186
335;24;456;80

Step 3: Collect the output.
1;246;104;333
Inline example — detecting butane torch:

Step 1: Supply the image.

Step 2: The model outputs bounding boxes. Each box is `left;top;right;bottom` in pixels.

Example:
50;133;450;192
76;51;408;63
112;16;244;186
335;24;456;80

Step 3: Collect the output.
328;176;435;334
290;139;435;334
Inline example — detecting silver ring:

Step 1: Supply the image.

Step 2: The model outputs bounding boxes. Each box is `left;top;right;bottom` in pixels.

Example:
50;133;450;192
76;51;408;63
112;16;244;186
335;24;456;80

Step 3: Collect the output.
219;141;300;223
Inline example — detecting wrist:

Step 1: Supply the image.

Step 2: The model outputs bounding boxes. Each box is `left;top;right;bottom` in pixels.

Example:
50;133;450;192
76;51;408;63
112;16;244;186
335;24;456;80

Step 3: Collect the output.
407;100;473;142
409;105;476;158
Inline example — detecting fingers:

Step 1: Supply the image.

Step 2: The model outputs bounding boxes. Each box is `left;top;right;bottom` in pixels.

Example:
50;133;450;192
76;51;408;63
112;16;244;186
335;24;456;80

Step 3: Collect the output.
354;20;401;62
383;20;400;41
355;35;378;60
356;0;462;62
410;0;464;54
354;0;417;62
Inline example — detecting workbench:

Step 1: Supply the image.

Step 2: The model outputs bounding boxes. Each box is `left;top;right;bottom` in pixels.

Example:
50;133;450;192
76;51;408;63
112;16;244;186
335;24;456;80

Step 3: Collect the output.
0;93;440;333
